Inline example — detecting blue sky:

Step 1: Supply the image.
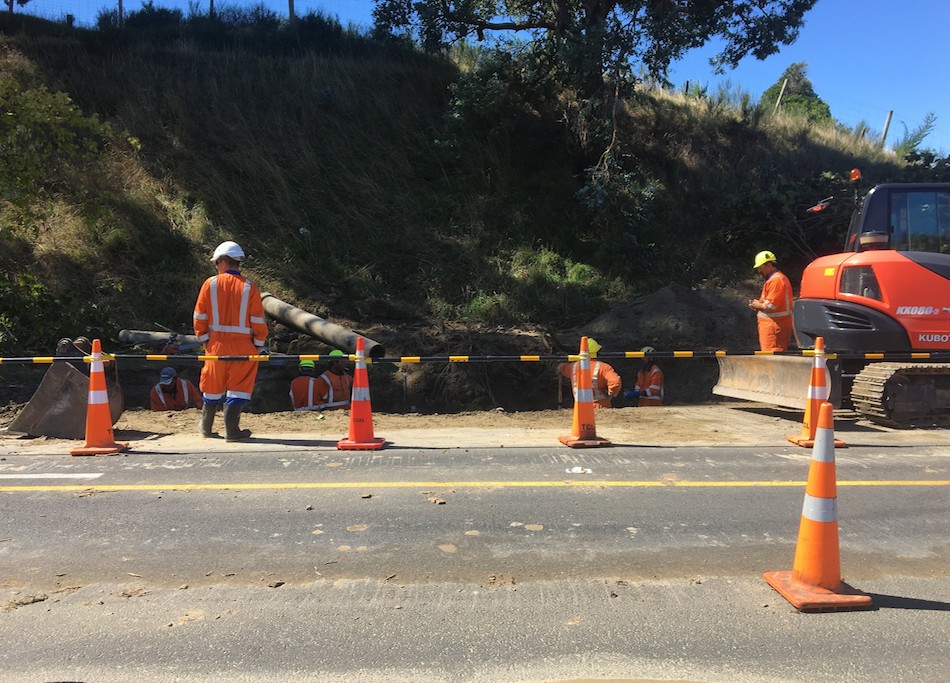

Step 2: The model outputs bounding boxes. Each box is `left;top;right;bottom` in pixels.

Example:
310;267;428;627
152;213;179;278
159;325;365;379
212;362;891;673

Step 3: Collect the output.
19;0;950;152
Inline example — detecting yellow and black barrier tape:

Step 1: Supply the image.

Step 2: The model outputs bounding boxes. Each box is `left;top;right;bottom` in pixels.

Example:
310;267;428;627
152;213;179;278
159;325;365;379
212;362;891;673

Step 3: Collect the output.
4;350;950;365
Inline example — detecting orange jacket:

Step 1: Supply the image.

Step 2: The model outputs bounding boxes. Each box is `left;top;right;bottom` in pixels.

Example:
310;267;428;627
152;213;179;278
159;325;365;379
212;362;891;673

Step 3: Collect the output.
758;270;793;320
559;360;622;408
291;371;353;411
757;270;794;351
193;271;268;355
635;364;664;406
150;378;200;411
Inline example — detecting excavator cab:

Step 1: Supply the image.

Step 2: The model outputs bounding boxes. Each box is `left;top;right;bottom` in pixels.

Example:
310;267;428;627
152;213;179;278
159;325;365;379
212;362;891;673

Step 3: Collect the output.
716;172;950;426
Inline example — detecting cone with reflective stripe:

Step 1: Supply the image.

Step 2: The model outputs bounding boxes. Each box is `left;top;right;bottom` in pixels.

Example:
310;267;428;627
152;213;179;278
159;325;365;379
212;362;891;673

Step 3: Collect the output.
787;337;845;448
337;337;386;451
558;336;610;448
765;402;871;611
70;339;129;456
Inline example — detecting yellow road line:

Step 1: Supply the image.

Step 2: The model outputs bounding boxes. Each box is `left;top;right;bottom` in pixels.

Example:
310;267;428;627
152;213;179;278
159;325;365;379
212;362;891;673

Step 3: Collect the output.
1;480;947;493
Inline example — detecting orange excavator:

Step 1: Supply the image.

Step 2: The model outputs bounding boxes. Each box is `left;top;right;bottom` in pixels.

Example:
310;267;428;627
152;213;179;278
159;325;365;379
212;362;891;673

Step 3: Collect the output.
715;169;950;427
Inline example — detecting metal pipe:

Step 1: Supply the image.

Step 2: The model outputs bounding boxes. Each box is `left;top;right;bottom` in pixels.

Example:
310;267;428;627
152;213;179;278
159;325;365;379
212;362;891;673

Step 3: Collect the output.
260;293;384;358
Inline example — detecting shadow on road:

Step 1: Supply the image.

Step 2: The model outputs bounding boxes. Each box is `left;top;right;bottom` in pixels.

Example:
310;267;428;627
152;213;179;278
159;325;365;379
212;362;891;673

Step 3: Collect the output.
866;593;950;611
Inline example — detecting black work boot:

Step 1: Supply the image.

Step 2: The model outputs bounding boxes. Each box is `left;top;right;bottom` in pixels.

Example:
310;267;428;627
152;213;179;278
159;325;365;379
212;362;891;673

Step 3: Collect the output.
223;403;252;442
199;403;219;438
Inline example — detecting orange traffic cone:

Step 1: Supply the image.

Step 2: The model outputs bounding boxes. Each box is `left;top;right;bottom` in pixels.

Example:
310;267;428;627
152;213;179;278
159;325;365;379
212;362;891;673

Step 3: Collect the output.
787;337;845;448
337;337;386;451
70;339;130;456
764;402;871;611
558;336;610;448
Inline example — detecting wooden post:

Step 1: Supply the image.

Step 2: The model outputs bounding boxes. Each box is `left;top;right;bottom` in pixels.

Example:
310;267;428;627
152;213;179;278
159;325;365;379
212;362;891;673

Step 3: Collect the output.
288;0;295;24
880;110;893;147
772;78;788;114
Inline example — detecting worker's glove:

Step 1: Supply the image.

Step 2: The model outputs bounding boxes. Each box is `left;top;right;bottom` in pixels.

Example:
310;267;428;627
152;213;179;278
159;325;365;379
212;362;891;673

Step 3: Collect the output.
622;389;640;399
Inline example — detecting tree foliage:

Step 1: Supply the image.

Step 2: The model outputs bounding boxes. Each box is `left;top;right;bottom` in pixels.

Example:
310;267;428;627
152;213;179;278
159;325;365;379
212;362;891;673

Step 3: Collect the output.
892;112;937;157
0;73;112;203
760;61;831;124
373;0;817;98
4;0;31;15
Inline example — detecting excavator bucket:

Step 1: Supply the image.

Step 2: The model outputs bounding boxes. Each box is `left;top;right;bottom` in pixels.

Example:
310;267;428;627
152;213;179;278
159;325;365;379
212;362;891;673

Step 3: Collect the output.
713;355;839;410
7;362;125;439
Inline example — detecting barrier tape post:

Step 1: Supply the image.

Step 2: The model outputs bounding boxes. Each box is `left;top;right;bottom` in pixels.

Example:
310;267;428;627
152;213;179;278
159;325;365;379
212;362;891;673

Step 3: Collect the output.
787;337;845;448
765;402;871;611
337;336;386;451
558;336;611;448
70;339;130;456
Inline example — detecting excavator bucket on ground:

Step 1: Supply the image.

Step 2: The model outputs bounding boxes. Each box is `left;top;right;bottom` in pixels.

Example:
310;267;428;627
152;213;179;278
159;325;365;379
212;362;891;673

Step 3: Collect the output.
7;361;125;440
713;355;839;410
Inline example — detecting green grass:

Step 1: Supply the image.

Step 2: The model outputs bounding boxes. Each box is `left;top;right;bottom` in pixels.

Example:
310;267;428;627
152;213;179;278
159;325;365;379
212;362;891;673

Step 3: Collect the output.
0;17;919;355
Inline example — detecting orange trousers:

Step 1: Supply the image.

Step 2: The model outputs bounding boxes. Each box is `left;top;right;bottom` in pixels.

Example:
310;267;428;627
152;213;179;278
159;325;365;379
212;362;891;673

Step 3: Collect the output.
757;316;793;352
200;339;259;403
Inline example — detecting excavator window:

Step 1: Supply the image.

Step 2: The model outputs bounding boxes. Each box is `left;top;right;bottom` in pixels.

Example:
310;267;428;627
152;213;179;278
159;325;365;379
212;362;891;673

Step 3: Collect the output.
889;190;950;253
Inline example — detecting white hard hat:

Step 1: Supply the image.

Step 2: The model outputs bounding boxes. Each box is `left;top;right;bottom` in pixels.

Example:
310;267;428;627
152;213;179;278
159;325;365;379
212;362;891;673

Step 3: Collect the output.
210;241;245;262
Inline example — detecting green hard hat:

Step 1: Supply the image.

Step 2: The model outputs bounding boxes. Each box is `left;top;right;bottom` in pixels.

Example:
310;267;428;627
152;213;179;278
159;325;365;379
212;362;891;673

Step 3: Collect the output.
329;349;345;357
299;359;316;370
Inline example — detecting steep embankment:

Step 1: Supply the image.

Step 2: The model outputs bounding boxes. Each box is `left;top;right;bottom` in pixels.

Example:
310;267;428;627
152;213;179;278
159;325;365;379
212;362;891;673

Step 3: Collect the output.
0;19;910;411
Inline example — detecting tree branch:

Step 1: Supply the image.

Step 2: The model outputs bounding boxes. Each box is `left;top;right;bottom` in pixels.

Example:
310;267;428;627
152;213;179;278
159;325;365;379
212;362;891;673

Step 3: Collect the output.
437;0;557;36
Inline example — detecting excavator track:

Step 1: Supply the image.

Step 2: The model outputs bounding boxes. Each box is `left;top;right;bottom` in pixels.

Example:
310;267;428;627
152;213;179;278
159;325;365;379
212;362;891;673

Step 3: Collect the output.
850;362;950;428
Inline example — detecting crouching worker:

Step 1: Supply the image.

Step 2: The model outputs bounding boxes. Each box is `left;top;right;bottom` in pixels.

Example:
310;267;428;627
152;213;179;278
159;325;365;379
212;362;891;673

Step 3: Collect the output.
291;352;352;411
289;359;320;411
194;240;268;441
150;367;200;411
623;346;664;406
558;338;621;408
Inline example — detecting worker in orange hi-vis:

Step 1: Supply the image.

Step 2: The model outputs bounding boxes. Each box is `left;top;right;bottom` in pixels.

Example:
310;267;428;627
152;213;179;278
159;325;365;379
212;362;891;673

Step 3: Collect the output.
630;346;664;406
289;359;321;411
311;350;353;411
193;241;268;441
558;337;622;408
749;250;794;352
149;367;200;411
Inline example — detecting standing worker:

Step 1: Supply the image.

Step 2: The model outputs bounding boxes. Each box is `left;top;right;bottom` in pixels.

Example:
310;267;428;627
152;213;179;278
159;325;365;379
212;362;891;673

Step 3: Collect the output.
624;346;664;406
193;240;268;441
558;338;622;408
749;250;794;352
150;367;200;411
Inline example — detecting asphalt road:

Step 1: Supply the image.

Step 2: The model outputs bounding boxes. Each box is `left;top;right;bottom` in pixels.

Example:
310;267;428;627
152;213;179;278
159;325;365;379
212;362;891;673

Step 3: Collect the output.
1;443;948;682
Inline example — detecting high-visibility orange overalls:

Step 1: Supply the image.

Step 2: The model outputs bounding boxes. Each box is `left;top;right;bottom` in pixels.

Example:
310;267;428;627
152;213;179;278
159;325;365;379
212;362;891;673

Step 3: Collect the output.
635;363;665;406
559;360;622;408
193;270;268;405
757;270;794;351
150;377;199;411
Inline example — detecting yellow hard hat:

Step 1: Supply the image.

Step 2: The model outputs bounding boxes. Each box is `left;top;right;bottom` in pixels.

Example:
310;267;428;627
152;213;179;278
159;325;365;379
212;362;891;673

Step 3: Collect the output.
753;250;777;269
587;338;601;357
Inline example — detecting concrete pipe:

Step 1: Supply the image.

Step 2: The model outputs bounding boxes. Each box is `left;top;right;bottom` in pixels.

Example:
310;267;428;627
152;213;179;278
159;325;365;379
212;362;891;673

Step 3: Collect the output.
260;293;384;358
117;330;203;348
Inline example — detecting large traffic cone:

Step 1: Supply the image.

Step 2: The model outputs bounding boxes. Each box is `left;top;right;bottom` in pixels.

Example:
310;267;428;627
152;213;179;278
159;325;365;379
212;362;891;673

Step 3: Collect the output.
70;339;130;456
787;337;845;448
337;337;386;451
765;402;871;611
558;337;611;448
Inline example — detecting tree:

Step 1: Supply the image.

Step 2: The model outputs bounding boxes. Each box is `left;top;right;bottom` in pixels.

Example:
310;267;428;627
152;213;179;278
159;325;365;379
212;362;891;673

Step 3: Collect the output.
373;1;818;100
892;112;937;157
5;0;32;14
760;61;831;124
